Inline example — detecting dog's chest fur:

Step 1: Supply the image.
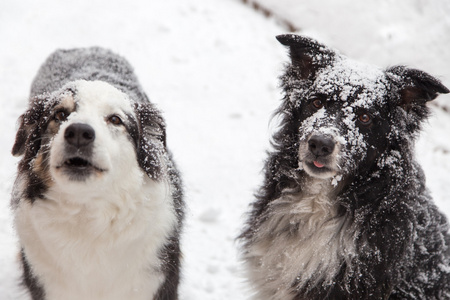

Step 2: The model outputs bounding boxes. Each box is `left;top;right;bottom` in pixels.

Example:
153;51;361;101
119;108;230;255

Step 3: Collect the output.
245;180;355;300
15;176;175;300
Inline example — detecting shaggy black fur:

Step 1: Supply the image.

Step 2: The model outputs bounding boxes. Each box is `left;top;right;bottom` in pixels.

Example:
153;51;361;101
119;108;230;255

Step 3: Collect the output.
239;34;450;299
12;48;184;300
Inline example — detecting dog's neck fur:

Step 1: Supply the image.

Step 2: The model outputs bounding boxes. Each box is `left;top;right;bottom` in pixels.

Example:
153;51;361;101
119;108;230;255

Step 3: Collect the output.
15;176;176;300
245;175;355;300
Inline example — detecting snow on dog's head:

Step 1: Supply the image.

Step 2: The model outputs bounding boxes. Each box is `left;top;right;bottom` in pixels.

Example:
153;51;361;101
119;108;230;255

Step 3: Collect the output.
275;34;449;181
12;80;167;199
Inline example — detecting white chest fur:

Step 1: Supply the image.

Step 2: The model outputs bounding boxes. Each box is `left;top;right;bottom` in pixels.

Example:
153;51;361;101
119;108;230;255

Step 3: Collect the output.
14;177;176;300
244;180;355;300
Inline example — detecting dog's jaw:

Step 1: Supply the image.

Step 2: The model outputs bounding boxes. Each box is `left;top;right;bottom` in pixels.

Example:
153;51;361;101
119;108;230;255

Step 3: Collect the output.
301;161;337;179
55;155;106;181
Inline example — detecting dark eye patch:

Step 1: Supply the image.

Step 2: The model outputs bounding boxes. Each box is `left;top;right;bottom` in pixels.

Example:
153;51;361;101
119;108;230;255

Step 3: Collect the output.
305;94;328;112
47;104;75;135
354;108;376;128
358;113;372;125
54;109;70;123
312;98;324;109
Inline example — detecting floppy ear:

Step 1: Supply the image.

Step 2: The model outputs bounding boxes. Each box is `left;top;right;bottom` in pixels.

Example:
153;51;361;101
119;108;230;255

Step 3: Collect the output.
388;66;449;112
276;34;336;80
134;102;167;179
12;115;28;156
12;97;47;158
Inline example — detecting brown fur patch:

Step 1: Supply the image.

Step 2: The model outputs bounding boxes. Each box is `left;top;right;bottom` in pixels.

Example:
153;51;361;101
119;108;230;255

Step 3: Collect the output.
32;149;53;189
31;94;76;188
47;93;76;135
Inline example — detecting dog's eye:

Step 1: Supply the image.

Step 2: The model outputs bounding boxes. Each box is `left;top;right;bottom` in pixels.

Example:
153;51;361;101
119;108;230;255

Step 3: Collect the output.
358;113;372;125
312;99;324;109
54;110;69;122
108;115;123;126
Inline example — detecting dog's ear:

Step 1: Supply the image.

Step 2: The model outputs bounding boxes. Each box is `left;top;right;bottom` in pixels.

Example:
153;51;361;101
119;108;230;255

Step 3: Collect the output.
388;66;449;112
276;34;336;80
134;102;167;179
12;114;28;156
12;97;47;157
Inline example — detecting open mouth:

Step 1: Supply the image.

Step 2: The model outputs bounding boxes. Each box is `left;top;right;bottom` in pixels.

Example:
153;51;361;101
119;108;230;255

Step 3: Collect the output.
302;160;337;179
306;160;330;172
64;157;92;168
313;161;325;168
62;156;104;172
56;156;105;181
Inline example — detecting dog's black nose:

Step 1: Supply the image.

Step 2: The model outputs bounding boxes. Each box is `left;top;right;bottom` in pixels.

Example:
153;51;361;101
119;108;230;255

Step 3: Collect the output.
64;123;95;148
308;135;335;157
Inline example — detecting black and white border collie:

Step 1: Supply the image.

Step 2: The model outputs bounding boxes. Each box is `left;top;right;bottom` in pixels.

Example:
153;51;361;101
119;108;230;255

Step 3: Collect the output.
11;48;183;300
239;34;450;299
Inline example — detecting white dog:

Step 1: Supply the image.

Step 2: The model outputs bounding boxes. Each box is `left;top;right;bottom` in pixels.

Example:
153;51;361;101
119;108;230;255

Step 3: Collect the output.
11;48;184;300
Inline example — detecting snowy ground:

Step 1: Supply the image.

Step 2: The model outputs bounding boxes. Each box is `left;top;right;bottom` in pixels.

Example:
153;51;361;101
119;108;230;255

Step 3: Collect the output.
0;0;449;299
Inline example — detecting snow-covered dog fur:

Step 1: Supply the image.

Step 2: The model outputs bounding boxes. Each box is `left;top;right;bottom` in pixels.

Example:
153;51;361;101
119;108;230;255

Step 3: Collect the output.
239;34;450;299
11;48;184;300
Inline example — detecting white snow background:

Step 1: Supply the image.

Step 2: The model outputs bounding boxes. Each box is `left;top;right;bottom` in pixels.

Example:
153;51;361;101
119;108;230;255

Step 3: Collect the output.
0;0;449;299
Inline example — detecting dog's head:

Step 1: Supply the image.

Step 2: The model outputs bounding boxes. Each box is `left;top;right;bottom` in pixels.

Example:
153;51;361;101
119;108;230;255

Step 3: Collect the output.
13;80;167;199
276;34;449;181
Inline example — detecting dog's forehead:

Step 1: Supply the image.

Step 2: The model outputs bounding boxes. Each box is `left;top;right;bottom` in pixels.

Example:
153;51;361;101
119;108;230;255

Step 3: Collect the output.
314;57;389;108
72;80;134;114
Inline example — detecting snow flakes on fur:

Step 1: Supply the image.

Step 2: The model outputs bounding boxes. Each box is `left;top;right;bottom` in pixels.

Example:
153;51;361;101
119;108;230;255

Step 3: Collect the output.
239;34;450;300
12;47;185;300
30;47;149;103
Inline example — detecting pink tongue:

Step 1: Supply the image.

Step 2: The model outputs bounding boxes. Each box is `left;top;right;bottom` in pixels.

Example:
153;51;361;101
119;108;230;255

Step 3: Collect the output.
313;161;324;168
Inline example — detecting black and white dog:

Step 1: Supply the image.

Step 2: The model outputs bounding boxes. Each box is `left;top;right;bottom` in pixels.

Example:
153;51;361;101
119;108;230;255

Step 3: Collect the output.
239;34;450;299
11;48;184;300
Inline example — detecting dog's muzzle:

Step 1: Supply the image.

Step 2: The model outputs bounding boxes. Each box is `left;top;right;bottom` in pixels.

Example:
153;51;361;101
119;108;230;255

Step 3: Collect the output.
57;123;104;180
301;134;339;179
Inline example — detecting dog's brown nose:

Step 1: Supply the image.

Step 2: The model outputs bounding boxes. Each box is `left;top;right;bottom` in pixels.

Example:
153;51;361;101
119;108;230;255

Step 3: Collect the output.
64;123;95;148
308;135;335;157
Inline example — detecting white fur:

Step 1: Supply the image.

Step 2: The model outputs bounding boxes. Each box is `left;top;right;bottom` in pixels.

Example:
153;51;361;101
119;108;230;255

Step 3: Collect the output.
14;81;176;300
50;80;136;180
244;179;356;300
